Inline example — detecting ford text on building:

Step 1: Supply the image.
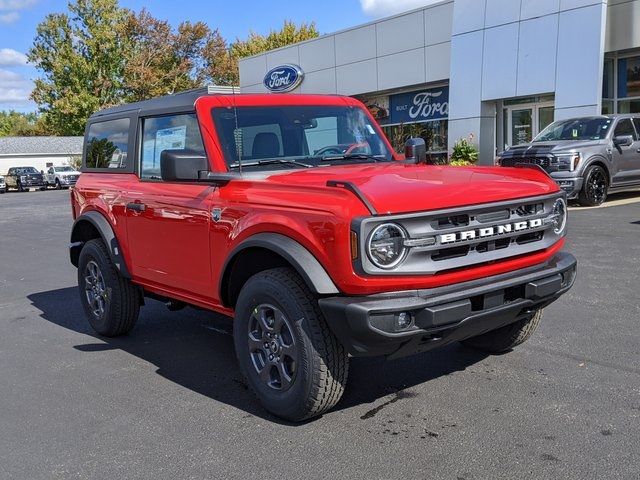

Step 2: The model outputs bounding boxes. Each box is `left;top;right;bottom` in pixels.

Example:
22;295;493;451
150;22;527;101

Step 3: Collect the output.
239;0;640;164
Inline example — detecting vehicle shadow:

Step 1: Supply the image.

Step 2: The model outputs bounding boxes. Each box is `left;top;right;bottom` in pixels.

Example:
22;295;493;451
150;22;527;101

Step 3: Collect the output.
28;287;489;424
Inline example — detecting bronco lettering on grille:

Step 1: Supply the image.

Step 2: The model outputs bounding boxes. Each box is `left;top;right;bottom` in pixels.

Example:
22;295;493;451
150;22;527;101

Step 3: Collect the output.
439;218;543;244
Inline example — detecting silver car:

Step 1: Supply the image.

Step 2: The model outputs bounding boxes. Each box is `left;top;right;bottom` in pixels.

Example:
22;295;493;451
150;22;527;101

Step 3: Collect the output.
497;114;640;206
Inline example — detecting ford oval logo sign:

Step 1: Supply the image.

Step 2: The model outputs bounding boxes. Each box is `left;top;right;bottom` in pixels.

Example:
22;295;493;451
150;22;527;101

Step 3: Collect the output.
263;64;304;93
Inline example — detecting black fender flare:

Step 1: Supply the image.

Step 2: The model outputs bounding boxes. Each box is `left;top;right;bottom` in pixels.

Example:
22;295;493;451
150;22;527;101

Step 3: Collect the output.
221;233;339;299
69;211;131;278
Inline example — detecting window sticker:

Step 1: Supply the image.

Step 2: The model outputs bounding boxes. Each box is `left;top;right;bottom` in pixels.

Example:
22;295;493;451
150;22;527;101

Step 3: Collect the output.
572;129;578;138
154;125;187;165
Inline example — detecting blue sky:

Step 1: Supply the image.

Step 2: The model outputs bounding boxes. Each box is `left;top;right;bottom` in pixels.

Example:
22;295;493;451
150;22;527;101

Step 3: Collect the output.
0;0;437;112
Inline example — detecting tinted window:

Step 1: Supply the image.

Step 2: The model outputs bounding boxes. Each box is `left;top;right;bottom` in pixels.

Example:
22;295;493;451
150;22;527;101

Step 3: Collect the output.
140;114;205;180
633;118;640;137
85;118;130;169
534;118;613;142
614;119;637;139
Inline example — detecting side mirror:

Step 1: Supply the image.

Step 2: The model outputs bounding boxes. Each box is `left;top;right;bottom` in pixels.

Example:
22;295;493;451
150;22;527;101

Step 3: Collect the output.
160;149;236;185
404;137;427;164
613;135;634;148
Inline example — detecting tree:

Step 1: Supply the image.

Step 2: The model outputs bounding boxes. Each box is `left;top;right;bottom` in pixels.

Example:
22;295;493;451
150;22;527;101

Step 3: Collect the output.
28;0;129;135
0;111;46;137
200;20;320;86
121;9;210;102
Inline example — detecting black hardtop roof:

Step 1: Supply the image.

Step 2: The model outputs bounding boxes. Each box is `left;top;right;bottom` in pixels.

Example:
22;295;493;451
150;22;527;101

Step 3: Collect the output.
89;87;212;119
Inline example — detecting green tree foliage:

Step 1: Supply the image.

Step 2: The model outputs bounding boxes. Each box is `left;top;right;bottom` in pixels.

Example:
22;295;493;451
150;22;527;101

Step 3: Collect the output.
0;111;46;137
121;9;209;102
28;0;130;135
27;0;319;135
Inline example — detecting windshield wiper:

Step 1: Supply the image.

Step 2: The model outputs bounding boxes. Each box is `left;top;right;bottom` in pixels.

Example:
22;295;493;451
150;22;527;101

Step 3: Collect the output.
321;153;384;163
229;159;312;170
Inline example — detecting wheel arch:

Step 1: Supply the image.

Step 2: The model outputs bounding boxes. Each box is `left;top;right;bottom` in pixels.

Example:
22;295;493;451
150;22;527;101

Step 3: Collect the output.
583;156;612;184
70;211;131;278
220;233;339;308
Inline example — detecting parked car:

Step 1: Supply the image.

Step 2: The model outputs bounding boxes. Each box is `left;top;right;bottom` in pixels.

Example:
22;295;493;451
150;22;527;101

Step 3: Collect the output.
0;175;6;194
44;165;81;189
4;166;46;192
69;91;576;421
496;114;640;206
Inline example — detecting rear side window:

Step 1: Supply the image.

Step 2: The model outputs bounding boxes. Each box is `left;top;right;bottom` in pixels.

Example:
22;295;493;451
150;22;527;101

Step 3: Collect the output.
85;118;131;169
140;114;205;180
633;118;640;137
614;119;637;140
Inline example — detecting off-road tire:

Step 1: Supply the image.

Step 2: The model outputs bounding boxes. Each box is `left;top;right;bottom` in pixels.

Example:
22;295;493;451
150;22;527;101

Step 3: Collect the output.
17;182;24;192
78;238;140;337
461;309;543;353
234;267;348;421
578;165;608;207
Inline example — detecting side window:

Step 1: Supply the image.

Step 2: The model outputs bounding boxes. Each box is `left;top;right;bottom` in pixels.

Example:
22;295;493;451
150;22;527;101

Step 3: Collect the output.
614;119;637;139
140;114;205;180
85;118;130;169
48;167;54;174
633;118;640;138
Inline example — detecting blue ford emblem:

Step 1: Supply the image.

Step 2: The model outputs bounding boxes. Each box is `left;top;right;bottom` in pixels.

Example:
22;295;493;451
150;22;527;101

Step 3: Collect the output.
263;64;304;93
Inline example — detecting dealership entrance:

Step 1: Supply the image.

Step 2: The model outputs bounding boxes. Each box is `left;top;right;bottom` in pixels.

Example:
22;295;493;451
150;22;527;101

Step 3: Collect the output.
502;96;555;148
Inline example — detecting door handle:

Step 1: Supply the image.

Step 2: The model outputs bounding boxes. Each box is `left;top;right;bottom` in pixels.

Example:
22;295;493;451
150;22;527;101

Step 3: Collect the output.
126;202;146;213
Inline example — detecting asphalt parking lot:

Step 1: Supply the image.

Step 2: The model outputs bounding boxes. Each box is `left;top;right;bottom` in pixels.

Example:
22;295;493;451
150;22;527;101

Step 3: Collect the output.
1;189;639;480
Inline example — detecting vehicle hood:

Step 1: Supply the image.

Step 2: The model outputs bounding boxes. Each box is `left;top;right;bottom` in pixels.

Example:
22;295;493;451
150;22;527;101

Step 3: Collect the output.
260;163;558;214
58;171;80;176
502;139;606;156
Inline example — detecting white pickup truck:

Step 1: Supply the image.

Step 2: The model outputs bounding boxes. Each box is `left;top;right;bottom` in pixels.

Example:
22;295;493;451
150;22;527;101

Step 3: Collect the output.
44;165;81;189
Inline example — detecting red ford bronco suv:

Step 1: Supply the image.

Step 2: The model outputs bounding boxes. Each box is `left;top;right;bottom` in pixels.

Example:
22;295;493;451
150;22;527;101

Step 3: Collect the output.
70;88;577;421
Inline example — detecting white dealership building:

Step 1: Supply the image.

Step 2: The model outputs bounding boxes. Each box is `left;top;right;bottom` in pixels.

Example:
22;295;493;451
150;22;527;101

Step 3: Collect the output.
239;0;640;164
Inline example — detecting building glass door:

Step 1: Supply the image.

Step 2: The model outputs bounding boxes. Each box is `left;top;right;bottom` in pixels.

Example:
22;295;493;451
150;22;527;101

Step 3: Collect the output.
503;99;555;147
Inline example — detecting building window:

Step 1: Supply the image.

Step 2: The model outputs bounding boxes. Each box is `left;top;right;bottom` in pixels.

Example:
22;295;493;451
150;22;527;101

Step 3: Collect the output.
381;121;448;163
604;53;640;114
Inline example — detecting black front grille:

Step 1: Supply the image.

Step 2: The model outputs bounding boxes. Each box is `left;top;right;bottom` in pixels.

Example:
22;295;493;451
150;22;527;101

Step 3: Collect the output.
501;157;550;168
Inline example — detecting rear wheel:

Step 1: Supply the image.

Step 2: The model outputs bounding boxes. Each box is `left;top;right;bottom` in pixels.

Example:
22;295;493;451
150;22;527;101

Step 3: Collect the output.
578;165;608;206
78;238;140;336
234;267;348;421
461;309;543;353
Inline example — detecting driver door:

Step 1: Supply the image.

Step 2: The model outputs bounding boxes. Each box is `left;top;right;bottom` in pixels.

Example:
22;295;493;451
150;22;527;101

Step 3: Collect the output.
124;113;215;300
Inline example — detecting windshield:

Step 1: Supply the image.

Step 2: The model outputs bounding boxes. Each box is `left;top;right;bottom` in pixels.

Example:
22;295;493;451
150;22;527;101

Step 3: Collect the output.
534;118;613;142
55;166;74;172
16;167;39;174
212;105;393;170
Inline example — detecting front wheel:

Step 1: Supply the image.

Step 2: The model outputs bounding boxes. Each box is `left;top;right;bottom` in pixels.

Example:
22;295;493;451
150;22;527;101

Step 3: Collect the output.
78;238;140;336
578;165;608;206
234;268;348;421
461;309;543;353
55;179;62;190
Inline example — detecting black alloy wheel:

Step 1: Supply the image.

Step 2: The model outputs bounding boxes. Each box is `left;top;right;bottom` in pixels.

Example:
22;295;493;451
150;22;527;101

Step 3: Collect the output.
578;165;608;207
247;304;298;391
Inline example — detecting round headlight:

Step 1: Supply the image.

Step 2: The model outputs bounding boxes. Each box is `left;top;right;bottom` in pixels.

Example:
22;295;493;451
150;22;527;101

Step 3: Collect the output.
367;223;408;269
552;198;567;235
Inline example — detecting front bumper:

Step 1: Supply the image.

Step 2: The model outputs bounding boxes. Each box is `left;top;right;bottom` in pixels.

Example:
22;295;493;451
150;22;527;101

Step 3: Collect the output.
319;252;577;359
550;174;582;199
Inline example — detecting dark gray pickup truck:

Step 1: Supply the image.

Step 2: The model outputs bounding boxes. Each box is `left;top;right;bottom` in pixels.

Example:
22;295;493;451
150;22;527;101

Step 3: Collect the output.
497;114;640;206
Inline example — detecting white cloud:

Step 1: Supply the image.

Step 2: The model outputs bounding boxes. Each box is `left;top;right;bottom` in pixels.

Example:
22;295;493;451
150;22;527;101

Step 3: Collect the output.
0;0;37;24
0;0;37;9
0;48;28;66
360;0;442;17
0;11;19;23
0;69;33;104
